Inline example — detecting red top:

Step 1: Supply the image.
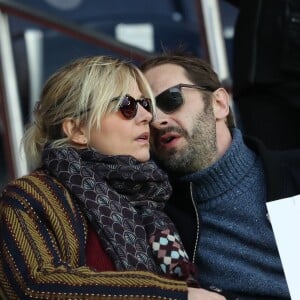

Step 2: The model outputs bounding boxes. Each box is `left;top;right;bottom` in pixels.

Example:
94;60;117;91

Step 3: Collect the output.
85;224;116;271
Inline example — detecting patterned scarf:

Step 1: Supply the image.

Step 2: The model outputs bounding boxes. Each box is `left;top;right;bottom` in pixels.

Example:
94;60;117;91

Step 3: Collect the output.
42;146;196;281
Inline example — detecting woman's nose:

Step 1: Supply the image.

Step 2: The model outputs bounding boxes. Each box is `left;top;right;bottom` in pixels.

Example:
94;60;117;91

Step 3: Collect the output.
136;103;153;123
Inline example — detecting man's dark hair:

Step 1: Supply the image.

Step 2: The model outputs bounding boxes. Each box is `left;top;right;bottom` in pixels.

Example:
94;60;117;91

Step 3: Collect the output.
140;51;235;129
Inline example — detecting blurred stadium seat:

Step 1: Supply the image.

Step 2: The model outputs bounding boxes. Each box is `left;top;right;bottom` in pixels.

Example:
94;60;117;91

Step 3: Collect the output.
8;0;202;122
0;0;237;186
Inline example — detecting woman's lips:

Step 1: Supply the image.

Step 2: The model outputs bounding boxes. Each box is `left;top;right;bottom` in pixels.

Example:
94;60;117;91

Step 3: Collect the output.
136;132;150;143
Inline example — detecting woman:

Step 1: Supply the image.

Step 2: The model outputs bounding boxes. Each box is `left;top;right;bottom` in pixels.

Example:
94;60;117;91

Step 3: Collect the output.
0;56;208;300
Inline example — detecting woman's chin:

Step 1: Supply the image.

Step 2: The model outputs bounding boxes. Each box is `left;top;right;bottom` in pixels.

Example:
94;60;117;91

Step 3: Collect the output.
133;151;150;162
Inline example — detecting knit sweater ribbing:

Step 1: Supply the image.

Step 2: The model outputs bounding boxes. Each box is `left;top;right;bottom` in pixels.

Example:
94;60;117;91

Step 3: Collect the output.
181;129;290;298
183;129;257;204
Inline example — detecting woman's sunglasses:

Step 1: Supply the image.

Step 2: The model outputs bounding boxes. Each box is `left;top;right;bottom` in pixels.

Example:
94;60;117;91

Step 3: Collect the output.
155;83;215;113
113;94;152;120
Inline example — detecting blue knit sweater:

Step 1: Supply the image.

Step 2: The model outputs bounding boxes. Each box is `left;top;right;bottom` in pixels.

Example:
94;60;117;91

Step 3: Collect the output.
181;129;290;298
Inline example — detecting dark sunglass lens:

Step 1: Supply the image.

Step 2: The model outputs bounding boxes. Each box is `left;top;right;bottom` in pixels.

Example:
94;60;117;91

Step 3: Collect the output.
119;95;137;119
156;87;183;113
140;98;152;113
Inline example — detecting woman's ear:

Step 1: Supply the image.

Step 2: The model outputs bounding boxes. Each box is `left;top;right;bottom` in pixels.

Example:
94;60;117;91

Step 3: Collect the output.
212;88;230;120
62;118;87;145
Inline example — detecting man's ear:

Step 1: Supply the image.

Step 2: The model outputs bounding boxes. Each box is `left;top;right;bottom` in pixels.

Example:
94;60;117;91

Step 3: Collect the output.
212;88;230;120
62;118;87;145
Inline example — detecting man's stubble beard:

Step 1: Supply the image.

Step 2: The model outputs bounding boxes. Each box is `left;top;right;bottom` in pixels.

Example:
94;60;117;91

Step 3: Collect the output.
153;107;218;175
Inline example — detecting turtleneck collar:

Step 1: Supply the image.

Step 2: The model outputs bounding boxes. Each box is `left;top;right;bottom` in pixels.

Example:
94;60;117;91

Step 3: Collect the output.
179;128;257;201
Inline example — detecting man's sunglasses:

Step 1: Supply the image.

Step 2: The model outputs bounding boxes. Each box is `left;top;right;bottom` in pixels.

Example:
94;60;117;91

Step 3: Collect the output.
112;94;152;120
156;83;215;114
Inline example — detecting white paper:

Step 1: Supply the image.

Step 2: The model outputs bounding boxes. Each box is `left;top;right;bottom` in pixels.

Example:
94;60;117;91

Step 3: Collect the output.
115;23;154;52
267;195;300;300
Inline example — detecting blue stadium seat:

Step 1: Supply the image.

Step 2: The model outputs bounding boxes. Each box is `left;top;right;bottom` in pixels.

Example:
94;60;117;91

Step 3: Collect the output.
8;0;202;122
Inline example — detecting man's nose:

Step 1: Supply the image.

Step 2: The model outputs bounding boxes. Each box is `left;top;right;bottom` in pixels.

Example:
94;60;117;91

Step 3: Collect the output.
151;109;170;129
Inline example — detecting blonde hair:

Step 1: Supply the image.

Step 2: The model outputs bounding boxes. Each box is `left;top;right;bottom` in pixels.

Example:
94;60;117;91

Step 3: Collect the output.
23;55;155;170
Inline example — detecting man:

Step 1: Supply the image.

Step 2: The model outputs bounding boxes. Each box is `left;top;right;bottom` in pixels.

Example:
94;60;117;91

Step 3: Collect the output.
141;52;299;299
227;0;300;150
